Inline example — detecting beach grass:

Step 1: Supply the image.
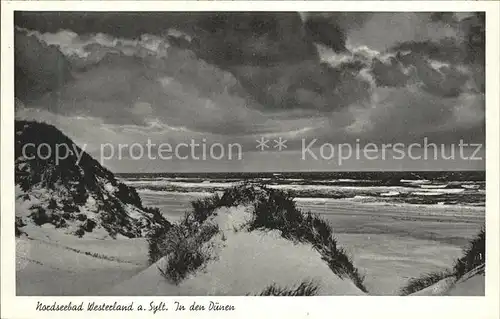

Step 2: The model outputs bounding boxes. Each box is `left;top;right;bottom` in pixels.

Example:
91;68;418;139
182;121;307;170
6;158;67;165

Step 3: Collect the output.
452;227;485;279
399;227;485;295
399;270;454;296
148;184;367;292
257;280;320;296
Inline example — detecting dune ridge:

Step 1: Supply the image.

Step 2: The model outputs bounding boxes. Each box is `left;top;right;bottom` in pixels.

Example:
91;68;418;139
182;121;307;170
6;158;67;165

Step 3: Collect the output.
402;228;485;296
107;202;366;296
15;120;171;239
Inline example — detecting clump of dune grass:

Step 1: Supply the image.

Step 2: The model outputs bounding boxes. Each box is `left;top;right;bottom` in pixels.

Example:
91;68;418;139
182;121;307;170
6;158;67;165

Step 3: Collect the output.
400;227;485;295
257;280;320;296
15;217;26;237
249;188;367;292
189;183;264;224
399;270;454;296
453;227;485;279
147;225;169;265
191;195;223;223
217;182;264;207
156;220;219;284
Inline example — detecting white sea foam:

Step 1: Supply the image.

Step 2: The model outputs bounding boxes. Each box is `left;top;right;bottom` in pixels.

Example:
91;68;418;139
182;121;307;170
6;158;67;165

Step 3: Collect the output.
414;188;464;194
420;184;449;189
380;191;400;197
462;184;480;190
124;180;239;189
268;184;414;193
137;189;213;197
412;192;442;196
400;179;430;184
293;197;344;203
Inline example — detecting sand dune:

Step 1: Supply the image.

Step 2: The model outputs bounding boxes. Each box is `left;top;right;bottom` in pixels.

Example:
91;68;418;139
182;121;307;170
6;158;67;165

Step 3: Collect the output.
105;206;365;296
409;264;485;296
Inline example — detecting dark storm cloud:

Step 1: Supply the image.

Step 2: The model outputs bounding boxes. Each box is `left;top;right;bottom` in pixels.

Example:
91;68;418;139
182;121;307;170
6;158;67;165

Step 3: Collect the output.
14;12;319;66
392;12;485;64
35;53;155;125
304;15;347;52
428;11;485;65
13;12;372;58
459;13;485;65
15;30;72;103
303;13;373;53
398;52;469;97
14;11;485;149
187;13;373;111
391;40;464;64
370;57;409;88
191;12;319;67
429;12;458;25
15;12;194;38
15;11;375;113
367;12;485;98
231;60;371;112
370;50;470;98
387;12;485;93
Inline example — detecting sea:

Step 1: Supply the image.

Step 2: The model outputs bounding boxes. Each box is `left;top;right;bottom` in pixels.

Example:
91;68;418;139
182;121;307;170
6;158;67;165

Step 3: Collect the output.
117;171;485;208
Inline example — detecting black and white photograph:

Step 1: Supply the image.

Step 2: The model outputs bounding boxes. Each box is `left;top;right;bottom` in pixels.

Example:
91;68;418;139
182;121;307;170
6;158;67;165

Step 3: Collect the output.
2;4;498;309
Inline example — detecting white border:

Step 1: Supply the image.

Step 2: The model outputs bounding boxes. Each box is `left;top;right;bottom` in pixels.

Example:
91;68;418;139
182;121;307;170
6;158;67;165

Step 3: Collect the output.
1;2;499;318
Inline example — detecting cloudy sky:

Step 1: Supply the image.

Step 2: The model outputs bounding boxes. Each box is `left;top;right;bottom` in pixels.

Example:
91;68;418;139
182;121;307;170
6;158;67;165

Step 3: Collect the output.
14;12;485;172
